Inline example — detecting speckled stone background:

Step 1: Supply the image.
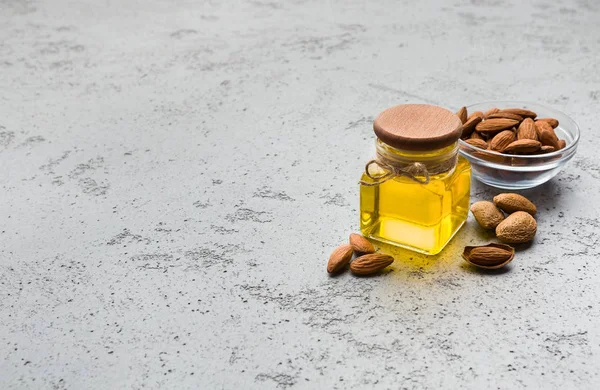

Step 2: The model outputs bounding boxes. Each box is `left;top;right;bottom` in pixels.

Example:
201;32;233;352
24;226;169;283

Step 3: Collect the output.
1;0;600;388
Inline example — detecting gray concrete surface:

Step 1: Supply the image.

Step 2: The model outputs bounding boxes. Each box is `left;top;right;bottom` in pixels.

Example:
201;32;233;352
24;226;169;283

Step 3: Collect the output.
1;0;600;388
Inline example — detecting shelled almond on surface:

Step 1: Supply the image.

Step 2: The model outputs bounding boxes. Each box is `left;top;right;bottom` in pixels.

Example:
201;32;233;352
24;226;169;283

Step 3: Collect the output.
349;233;375;255
327;244;353;274
476;118;520;133
487;112;524;122
500;108;537;118
503;139;541;154
462;243;515;269
350;253;394;275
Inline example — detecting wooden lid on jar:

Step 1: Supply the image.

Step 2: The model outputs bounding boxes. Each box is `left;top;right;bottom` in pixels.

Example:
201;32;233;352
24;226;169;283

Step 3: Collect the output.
373;104;462;151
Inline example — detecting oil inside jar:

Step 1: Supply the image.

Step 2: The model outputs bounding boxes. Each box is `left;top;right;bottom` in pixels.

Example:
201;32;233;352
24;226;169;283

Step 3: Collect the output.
360;149;471;255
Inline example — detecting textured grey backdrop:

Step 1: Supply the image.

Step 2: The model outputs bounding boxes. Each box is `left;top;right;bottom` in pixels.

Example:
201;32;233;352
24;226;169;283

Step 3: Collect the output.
1;0;599;389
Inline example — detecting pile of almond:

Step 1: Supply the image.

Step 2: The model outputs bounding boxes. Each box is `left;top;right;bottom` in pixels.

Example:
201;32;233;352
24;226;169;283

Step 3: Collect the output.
456;107;566;154
465;193;538;269
327;234;394;275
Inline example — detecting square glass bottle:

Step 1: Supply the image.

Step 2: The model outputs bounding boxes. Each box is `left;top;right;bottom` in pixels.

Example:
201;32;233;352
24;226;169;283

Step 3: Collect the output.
359;104;471;255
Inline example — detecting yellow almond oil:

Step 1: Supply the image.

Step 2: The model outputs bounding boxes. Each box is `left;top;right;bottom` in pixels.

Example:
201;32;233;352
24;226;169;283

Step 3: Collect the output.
360;145;471;255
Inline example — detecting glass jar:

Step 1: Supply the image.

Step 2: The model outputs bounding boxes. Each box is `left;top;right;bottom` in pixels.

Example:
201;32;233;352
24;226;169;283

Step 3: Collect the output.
359;104;471;255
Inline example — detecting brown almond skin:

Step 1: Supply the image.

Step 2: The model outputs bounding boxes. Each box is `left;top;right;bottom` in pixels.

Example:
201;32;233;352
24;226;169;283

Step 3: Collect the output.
467;111;484;121
517;118;537;141
540;129;560;150
500;108;537;119
489;130;516;152
535;121;554;139
487;112;524;122
349;233;375;255
483;107;499;118
470;131;486;140
327;244;353;274
536;118;559;128
465;138;488;149
496;211;537;244
470;201;505;230
475;118;519;133
456;107;468;124
503;139;541;154
462;243;515;269
493;193;537;216
461;116;482;138
557;139;566;149
350;253;394;275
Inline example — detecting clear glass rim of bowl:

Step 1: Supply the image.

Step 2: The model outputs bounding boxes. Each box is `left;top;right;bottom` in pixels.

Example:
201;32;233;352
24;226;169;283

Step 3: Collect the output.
458;100;580;165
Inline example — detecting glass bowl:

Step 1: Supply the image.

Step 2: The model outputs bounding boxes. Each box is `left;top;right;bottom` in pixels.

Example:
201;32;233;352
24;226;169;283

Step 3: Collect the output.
458;101;580;189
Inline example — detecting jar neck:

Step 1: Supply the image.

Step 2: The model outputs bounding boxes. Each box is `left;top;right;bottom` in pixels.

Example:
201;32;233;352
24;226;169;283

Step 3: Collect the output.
375;139;458;176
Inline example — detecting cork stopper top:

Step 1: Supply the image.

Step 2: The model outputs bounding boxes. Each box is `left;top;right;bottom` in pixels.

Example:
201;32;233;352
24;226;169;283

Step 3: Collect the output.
373;104;462;151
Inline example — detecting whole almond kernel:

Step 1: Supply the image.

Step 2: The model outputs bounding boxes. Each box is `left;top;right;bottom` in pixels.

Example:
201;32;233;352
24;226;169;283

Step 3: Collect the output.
462;243;515;269
467;111;484;121
475;118;520;133
461;116;482;138
536;118;559;128
490;130;516;152
500;108;537;119
349;233;375;254
557;139;566;149
540;129;560;150
350;253;394;276
535;120;554;139
456;107;468;124
496;211;537;244
487;112;524;122
536;145;556;154
470;131;486;140
465;138;488;149
493;193;537;216
470;201;505;230
483;107;500;119
503;139;541;154
327;244;353;274
517;118;537;141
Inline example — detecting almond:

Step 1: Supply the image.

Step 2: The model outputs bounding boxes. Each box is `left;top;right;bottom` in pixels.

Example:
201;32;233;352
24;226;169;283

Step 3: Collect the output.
349;233;375;254
557;139;566;149
536;118;559;128
465;138;488;149
539;129;560;150
467;111;484;121
503;139;541;154
350;253;394;275
470;131;486;140
493;193;537;216
462;243;515;269
500;108;537;119
517;118;537;141
536;145;555;154
475;118;520;133
489;130;516;152
496;211;537;244
470;201;505;230
327;244;353;274
483;107;500;119
487;112;524;122
535;120;553;139
461;116;482;138
456;106;468;124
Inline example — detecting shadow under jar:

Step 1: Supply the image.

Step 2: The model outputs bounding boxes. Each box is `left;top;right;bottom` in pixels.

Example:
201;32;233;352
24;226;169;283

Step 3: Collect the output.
360;104;471;255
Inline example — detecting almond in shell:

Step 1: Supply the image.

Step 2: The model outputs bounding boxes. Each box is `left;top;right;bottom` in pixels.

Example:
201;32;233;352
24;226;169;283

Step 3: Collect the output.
349;233;375;254
470;201;505;230
327;244;353;274
496;211;537;244
462;243;515;269
493;193;537;216
350;253;394;275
